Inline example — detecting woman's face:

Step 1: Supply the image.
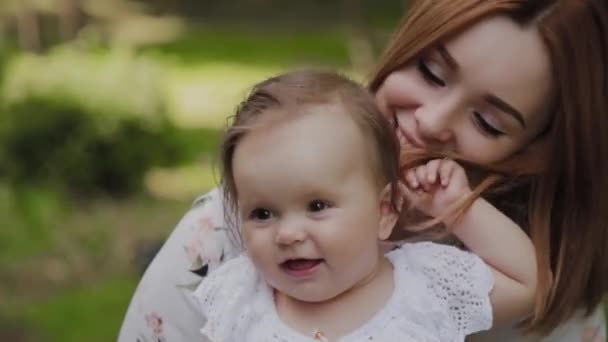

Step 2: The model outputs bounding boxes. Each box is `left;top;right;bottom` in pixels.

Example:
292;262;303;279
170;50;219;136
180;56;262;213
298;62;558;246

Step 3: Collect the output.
375;16;554;163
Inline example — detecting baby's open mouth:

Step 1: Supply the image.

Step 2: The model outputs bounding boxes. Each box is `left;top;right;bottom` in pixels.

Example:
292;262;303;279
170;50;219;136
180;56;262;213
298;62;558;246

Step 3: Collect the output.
280;258;324;272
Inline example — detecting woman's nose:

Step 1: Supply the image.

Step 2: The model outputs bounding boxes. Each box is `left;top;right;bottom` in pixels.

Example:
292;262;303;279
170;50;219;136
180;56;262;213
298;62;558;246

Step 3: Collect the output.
414;99;458;144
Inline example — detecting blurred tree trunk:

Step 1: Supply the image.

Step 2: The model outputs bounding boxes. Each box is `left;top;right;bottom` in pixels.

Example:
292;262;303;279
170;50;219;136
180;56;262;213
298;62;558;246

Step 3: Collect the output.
16;6;40;52
342;0;374;71
59;0;82;42
155;0;179;14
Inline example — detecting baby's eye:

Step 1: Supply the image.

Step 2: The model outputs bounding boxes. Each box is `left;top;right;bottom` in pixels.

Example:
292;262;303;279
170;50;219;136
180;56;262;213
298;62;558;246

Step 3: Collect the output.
250;208;274;221
308;200;331;213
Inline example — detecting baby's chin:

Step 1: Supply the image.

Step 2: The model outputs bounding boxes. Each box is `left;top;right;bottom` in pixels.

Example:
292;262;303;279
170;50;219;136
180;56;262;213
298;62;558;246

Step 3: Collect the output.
274;286;343;304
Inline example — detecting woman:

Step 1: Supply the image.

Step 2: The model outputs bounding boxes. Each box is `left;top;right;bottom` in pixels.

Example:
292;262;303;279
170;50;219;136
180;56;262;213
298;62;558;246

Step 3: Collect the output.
118;1;608;341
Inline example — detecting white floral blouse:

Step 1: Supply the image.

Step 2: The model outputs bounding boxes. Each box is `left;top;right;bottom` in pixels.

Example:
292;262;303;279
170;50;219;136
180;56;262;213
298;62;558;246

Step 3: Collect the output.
117;188;606;342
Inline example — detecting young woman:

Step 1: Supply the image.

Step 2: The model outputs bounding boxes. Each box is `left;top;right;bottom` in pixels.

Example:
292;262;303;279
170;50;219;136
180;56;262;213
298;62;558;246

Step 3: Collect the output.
118;1;608;341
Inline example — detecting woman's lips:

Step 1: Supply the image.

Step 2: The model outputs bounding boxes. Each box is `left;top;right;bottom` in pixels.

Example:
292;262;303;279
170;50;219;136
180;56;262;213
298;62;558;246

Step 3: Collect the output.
280;259;323;278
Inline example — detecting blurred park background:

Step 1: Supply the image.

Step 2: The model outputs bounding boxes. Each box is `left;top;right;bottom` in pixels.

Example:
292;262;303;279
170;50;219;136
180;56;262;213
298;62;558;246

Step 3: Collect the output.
0;0;407;340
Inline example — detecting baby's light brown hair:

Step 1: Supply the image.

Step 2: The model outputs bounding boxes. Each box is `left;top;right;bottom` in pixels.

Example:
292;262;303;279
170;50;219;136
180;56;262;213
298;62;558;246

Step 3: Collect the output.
220;70;402;233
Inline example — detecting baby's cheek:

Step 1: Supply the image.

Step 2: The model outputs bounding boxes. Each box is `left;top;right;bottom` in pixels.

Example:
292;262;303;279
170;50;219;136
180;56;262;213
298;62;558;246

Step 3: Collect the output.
241;226;259;246
242;231;269;258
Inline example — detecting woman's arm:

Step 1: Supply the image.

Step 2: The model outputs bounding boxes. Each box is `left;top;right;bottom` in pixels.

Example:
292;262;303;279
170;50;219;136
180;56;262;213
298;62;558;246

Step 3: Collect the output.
117;188;240;342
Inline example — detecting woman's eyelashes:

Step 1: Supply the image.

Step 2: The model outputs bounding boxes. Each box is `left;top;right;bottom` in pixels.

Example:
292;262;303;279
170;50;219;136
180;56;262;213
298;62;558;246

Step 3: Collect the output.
472;111;505;137
417;58;446;87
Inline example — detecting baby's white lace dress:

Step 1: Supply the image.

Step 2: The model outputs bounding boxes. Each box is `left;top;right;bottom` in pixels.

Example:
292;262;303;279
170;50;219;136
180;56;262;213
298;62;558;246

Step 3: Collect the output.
192;241;494;342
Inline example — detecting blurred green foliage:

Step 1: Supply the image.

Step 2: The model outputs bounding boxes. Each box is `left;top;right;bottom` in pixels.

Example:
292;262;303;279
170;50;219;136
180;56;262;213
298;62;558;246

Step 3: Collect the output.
20;276;139;342
0;185;67;262
142;27;353;66
2;48;167;125
0;48;188;196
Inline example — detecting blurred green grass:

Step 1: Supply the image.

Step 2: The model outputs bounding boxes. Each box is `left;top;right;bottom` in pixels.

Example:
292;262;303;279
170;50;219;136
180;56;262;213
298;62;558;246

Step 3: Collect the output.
18;276;139;342
141;27;353;67
0;191;199;341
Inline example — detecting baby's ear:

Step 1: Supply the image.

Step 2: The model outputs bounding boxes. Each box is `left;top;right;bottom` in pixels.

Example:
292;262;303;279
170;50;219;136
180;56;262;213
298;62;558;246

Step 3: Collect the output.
378;182;404;241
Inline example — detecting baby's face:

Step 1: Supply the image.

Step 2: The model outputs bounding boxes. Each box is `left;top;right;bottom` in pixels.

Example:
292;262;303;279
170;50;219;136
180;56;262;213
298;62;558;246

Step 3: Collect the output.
233;104;388;302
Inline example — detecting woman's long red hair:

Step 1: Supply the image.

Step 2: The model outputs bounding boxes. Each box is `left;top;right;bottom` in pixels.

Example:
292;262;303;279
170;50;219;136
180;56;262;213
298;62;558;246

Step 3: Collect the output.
370;0;608;333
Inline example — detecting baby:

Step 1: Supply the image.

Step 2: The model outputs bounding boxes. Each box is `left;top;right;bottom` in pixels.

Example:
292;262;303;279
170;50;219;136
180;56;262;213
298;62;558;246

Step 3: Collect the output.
193;70;537;341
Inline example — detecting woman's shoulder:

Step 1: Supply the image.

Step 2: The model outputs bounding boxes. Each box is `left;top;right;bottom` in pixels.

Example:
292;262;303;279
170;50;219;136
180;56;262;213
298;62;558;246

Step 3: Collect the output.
117;187;242;342
187;188;242;272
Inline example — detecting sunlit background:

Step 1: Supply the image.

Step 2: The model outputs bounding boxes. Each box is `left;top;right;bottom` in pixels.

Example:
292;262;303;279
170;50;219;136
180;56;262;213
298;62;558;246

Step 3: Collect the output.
0;0;406;340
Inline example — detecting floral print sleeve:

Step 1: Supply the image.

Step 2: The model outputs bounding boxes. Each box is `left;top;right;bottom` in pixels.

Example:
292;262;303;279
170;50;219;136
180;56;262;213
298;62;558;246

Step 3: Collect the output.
117;188;241;342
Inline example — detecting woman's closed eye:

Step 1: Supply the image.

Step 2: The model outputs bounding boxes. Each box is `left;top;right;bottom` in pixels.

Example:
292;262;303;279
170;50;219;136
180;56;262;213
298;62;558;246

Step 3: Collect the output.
417;58;446;87
249;207;275;221
472;111;506;137
417;58;505;138
417;55;507;138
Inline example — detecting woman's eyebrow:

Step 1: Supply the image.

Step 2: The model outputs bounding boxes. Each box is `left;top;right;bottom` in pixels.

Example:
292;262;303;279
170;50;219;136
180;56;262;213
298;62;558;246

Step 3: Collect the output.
484;94;526;128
